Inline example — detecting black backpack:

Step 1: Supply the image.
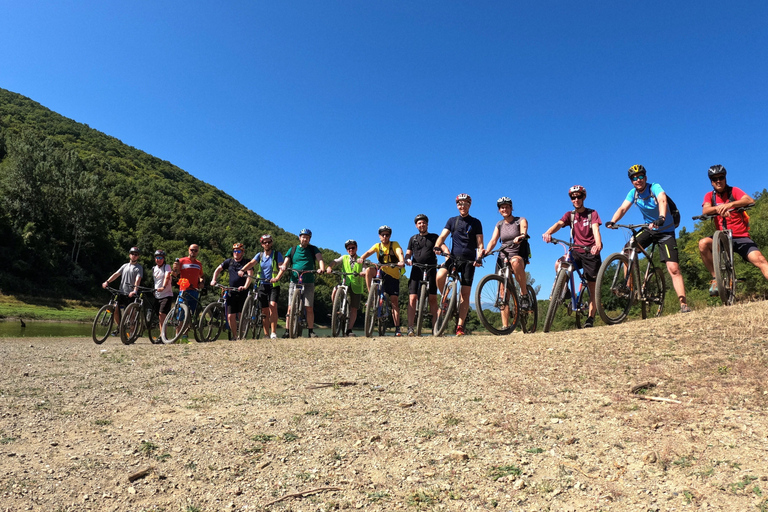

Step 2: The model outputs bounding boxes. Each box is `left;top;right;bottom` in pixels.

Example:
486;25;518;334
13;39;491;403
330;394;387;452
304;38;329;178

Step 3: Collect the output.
633;183;681;228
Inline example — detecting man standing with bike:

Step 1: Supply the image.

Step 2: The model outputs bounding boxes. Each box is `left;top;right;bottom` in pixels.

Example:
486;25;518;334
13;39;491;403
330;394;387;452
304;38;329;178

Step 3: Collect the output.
405;214;447;337
542;186;603;327
239;234;284;339
698;165;768;293
435;194;484;336
275;229;325;338
326;239;365;336
102;246;144;332
211;243;252;339
173;244;205;316
605;165;691;313
358;225;406;337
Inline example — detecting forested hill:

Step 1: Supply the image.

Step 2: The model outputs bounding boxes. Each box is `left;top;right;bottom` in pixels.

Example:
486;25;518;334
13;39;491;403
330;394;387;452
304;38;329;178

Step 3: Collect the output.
0;87;335;298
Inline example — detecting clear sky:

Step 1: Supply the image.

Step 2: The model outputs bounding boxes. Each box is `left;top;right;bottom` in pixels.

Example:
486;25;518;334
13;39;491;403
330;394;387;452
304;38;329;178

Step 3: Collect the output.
3;1;768;295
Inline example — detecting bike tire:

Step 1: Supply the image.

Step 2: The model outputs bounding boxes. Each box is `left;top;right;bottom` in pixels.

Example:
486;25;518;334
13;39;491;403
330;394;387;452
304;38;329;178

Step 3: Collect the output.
433;278;458;337
574;284;590;329
92;304;115;344
364;286;377;338
713;230;735;306
161;302;190;344
119;303;142;345
254;301;264;340
474;274;515;335
416;283;429;337
543;269;568;333
289;289;302;339
641;267;666;318
595;252;635;325
331;287;348;337
377;293;389;337
238;295;255;340
520;284;538;333
198;302;225;342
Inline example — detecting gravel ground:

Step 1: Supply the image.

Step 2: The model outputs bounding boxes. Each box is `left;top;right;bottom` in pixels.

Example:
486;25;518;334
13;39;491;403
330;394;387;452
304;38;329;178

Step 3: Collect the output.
1;301;768;511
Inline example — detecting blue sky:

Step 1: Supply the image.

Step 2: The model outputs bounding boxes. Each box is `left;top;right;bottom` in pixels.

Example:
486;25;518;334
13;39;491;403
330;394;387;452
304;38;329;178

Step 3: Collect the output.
3;1;768;294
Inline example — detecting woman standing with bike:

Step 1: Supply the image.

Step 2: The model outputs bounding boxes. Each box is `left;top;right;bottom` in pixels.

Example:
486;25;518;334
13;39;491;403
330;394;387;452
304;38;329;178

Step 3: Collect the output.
152;250;174;331
359;225;406;337
542;186;603;328
240;234;284;339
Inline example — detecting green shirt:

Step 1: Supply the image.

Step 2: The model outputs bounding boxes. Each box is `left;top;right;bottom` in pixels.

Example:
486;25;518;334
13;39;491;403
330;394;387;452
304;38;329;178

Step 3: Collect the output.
285;244;322;283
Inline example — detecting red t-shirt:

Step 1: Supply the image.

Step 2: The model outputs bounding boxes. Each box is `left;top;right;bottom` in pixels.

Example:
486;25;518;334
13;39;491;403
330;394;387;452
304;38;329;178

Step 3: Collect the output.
702;187;750;238
559;208;602;252
178;257;204;290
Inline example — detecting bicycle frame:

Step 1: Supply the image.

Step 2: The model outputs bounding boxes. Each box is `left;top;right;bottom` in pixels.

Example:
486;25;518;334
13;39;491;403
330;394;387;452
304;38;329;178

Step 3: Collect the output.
550;239;590;312
364;263;397;337
287;268;315;338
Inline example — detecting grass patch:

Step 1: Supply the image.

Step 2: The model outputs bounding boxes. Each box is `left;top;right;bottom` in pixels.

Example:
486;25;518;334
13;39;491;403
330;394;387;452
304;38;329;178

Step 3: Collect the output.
526;447;544;454
488;464;521;481
282;432;298;442
139;441;158;455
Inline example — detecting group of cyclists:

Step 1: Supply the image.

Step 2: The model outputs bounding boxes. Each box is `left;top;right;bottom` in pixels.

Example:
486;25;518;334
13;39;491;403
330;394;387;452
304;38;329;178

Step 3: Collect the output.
102;164;768;339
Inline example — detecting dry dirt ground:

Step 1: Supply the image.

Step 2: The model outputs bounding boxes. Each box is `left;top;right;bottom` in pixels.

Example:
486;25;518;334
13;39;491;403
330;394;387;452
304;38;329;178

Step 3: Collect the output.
1;302;768;512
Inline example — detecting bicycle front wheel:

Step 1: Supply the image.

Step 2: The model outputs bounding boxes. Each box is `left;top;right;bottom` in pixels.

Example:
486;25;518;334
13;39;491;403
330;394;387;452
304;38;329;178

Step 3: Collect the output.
289;289;303;339
198;302;225;342
544;269;568;333
520;284;538;333
161;302;190;344
475;274;515;335
364;286;377;338
119;303;142;345
331;287;348;337
641;267;666;318
238;295;256;340
415;283;429;337
713;231;735;306
377;293;389;337
574;284;591;329
434;278;458;337
595;253;635;325
92;304;115;344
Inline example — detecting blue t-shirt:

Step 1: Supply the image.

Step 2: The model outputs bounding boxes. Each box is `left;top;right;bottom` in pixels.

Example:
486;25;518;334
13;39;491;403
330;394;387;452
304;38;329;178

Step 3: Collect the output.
251;251;284;284
625;183;674;233
444;214;483;260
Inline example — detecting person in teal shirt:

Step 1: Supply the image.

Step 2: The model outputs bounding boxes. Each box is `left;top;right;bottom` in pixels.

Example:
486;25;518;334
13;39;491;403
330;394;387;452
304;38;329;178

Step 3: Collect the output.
326;239;365;336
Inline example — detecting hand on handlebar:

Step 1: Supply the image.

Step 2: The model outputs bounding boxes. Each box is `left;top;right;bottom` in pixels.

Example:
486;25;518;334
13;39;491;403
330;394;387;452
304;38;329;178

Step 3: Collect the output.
542;233;552;243
605;221;616;229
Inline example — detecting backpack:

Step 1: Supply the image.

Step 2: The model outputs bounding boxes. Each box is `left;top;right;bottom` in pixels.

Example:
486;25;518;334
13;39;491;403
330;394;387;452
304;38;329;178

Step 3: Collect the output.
633;183;681;228
711;187;750;228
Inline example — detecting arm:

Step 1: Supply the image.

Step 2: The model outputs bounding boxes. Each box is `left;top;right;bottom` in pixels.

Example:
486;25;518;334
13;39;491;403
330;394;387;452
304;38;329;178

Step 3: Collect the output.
239;258;255;275
704;191;755;217
513;218;528;244
158;266;172;293
542;220;565;242
655;192;669;227
607;200;633;227
130;271;142;297
210;265;223;287
395;245;405;267
591;222;603;255
483;225;500;254
102;269;121;289
434;228;450;254
274;255;290;282
357;247;375;264
474;233;484;266
315;252;325;273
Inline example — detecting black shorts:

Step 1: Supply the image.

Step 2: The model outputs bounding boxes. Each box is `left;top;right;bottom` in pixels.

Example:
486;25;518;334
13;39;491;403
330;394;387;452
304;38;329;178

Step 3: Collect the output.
225;290;247;314
446;258;476;287
632;229;679;263
348;290;362;309
571;251;602;282
382;273;400;296
117;294;133;309
156;296;173;315
408;265;437;295
729;237;759;262
257;284;280;307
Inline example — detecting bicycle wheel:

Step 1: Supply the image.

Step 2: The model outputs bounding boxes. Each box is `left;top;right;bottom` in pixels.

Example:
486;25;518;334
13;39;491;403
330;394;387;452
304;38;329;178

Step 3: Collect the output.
331;287;348;337
377;293;389;337
474;274;515;335
161;302;190;344
713;231;735;305
289;289;303;339
198;302;225;342
520;284;538;333
641;267;666;318
146;308;161;344
92;304;115;344
364;286;377;338
595;252;635;325
574;284;590;329
254;302;264;340
119;303;142;345
238;295;255;340
433;278;458;336
543;269;568;333
415;283;429;337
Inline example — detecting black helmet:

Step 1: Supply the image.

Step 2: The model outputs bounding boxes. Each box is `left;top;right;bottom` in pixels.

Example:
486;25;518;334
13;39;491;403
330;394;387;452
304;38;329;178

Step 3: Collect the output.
628;164;646;178
496;196;513;208
378;225;392;235
708;165;727;179
154;249;166;258
129;246;141;255
344;239;357;249
414;214;428;224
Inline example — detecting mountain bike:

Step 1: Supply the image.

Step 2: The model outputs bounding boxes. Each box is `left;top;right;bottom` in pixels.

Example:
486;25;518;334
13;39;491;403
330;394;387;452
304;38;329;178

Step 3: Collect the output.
160;278;203;343
595;224;666;325
330;271;359;337
198;283;241;342
543;238;591;332
92;287;123;344
364;263;399;337
119;286;161;345
238;278;269;340
475;251;538;335
411;262;439;336
692;204;754;305
287;268;319;339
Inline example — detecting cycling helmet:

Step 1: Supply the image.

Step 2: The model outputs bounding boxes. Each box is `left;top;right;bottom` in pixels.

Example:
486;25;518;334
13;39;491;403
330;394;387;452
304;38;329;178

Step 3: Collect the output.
378;225;392;235
129;246;140;255
708;164;727;179
414;214;428;224
232;243;244;251
260;234;273;242
455;193;472;204
496;196;513;208
154;249;166;258
568;185;586;199
628;164;646;178
344;239;357;249
299;228;312;237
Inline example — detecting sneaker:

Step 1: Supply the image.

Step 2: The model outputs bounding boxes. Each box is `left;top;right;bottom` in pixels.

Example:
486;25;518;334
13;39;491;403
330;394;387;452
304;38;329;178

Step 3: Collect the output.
395;328;403;337
407;327;415;337
680;303;692;313
309;331;318;338
110;329;119;337
708;279;718;297
270;332;277;339
346;330;356;337
282;330;290;339
584;316;594;328
519;294;530;310
455;325;466;336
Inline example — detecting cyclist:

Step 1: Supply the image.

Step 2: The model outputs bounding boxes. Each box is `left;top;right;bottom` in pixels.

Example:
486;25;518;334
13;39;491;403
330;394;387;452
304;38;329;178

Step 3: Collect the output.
210;243;253;339
435;193;484;336
239;234;284;339
605;164;691;313
101;246;144;331
698;165;768;294
405;214;448;337
542;186;603;327
275;229;325;338
358;225;406;337
152;250;174;329
172;244;205;316
326;239;365;337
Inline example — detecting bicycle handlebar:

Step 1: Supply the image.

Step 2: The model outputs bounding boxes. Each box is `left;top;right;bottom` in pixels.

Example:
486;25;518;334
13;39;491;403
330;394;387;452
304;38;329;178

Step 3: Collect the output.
692;203;754;221
547;238;591;250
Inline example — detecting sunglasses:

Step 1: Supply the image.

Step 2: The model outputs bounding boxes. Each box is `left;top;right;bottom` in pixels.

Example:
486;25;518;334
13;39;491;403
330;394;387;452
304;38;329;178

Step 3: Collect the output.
130;253;139;256
189;249;199;253
261;241;272;245
711;175;726;182
233;249;243;254
570;195;584;200
155;256;164;259
630;174;646;182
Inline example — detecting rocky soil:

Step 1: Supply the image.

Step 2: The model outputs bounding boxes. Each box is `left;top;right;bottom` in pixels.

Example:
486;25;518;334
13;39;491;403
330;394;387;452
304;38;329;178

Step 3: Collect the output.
1;301;768;511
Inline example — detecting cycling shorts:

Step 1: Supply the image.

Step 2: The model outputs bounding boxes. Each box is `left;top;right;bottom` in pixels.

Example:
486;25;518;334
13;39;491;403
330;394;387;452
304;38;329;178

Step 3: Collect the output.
382;273;400;296
156;296;173;315
117;294;133;309
408;266;437;295
571;251;602;282
632;229;679;263
257;284;280;307
445;258;476;287
225;290;247;314
705;236;760;262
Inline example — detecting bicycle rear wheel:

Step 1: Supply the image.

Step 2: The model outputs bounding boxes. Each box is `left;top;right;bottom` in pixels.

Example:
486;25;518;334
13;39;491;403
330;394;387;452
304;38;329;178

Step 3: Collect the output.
198;302;225;342
544;269;568;333
331;287;348;337
161;302;190;344
475;274;515;335
433;278;458;336
520;284;538;333
641;267;666;318
289;289;303;339
364;286;377;337
713;231;735;305
92;304;115;344
595;252;635;325
415;283;429;337
119;303;142;345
